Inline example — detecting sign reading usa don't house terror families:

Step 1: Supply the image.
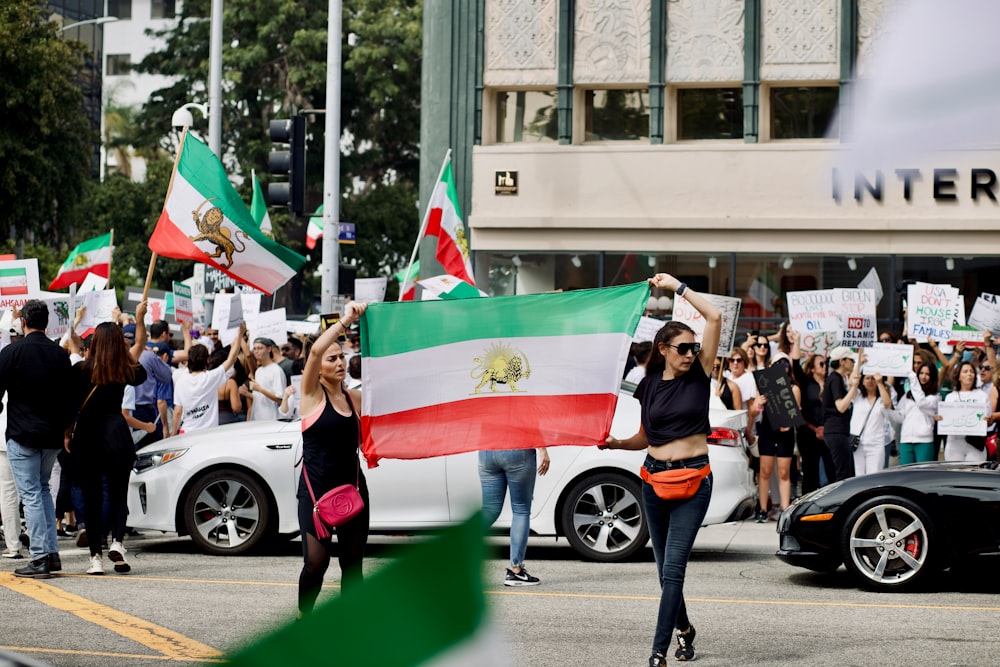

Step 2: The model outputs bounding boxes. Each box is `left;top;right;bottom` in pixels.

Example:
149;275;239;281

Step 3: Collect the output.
907;282;960;342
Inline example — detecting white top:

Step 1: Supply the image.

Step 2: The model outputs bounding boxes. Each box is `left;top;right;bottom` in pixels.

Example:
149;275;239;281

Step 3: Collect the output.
851;392;899;447
896;372;940;443
250;363;287;421
624;365;645;385
173;366;229;432
727;371;757;402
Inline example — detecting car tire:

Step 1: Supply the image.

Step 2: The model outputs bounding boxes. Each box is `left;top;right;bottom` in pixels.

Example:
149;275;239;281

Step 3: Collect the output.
840;495;936;591
183;469;273;556
560;472;649;562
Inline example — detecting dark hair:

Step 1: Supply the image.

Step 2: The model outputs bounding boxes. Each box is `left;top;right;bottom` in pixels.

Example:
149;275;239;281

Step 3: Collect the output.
953;360;977;390
208;345;228;369
84;322;138;385
348;354;362;380
632;341;652;366
187;344;210;372
21;300;48;330
728;347;750;370
646;321;696;377
149;320;169;339
907;362;938;400
878;330;899;344
752;335;771;366
285;337;303;352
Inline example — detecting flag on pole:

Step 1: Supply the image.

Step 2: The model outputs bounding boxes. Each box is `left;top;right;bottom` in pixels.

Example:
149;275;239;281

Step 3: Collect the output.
745;263;780;319
418;274;485;300
249;170;273;239
226;516;509;667
395;260;419;301
149;132;306;295
359;283;649;466
425;157;475;286
306;205;324;250
48;232;113;290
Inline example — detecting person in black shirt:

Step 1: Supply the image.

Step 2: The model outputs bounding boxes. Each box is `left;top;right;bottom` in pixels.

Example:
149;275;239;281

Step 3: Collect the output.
823;346;862;481
601;273;721;665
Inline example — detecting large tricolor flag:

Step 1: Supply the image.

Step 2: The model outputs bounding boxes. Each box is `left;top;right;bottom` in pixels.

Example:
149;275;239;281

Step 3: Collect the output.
49;232;112;290
745;263;780;319
359;282;649;466
149;132;306;295
226;516;509;667
249;170;273;239
425;157;475;286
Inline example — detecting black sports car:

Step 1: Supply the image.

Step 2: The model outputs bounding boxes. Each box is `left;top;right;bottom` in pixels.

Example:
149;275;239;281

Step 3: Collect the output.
777;461;1000;591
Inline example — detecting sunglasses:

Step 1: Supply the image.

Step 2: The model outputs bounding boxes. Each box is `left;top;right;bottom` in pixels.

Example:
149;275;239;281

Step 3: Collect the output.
817;360;827;366
878;338;892;343
729;357;744;364
667;342;702;356
981;366;992;371
754;343;768;348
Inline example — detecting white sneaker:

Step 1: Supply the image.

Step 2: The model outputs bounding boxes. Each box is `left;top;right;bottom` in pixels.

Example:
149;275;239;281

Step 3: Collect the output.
87;554;104;575
108;541;130;573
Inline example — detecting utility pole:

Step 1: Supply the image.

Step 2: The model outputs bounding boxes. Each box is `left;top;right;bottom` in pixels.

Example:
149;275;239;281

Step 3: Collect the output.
321;0;342;313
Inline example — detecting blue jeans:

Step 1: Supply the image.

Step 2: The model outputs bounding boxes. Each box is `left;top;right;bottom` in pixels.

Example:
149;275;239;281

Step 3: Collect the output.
642;454;713;655
6;440;59;560
479;449;536;567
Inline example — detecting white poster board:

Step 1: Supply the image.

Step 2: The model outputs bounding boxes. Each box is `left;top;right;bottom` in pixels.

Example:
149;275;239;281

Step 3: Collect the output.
907;282;960;342
860;342;913;377
355;277;388;303
968;297;1000;337
239;290;262;331
672;294;742;354
80;289;119;328
172;282;194;323
78;272;108;292
837;288;878;348
211;293;244;346
41;295;73;339
786;289;842;334
252;308;288;347
857;267;884;304
633;316;664;343
0;259;41;297
936;402;988;436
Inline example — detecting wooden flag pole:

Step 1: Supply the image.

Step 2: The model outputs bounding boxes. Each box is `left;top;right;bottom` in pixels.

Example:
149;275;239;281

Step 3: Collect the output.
107;228;115;289
142;252;158;303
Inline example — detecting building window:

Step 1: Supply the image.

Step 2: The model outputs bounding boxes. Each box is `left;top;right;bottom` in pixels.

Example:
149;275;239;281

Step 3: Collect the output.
151;0;176;19
495;91;557;143
677;88;743;140
584;89;649;141
770;86;839;139
106;54;131;76
108;0;132;20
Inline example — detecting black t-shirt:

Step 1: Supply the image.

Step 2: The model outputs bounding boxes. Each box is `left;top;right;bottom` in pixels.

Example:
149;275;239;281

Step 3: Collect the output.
634;362;712;446
823;372;852;434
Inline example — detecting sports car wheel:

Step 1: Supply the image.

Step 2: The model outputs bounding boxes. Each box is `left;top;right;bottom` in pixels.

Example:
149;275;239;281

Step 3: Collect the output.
561;472;648;562
840;496;935;591
183;469;272;556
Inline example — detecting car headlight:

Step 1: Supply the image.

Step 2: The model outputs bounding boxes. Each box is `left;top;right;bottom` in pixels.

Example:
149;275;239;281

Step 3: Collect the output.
134;448;188;473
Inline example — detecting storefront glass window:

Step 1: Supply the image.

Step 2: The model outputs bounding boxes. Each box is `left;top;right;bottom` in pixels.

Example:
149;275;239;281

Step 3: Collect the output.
770;86;839;139
677;88;744;140
584;89;650;141
495;91;558;143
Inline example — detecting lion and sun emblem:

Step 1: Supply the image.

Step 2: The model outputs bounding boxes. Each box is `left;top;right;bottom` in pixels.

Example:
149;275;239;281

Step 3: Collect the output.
471;342;531;394
189;199;250;269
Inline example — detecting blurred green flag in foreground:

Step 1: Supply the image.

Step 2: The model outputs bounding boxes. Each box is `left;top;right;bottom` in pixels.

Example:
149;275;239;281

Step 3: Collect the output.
224;516;510;667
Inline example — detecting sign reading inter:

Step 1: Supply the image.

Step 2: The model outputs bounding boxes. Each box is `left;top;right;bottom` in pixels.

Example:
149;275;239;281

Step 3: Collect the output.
832;167;1000;203
494;170;518;196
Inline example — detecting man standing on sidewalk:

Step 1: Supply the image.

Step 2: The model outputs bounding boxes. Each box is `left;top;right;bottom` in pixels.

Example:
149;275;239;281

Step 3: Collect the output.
0;300;74;578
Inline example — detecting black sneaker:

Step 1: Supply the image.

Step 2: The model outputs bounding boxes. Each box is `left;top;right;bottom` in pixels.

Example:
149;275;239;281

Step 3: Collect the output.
19;532;29;548
14;557;51;579
674;626;696;661
47;553;62;572
649;653;667;667
503;567;540;587
754;509;768;524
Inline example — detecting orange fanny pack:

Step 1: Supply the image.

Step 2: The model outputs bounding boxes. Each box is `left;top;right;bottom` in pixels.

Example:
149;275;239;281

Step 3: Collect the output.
640;464;711;501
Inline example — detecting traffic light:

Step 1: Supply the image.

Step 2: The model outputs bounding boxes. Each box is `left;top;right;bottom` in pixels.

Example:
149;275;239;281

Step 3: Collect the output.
267;115;306;213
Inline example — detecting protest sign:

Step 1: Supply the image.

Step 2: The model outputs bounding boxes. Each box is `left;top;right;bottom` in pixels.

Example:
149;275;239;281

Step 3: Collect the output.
240;290;262;331
80;289;119;328
285;319;320;336
968;297;1000;337
861;342;913;377
797;330;841;354
355;277;388;303
672;294;742;354
982;292;999;305
936;402;988;436
753;366;805;429
42;295;73;339
907;282;960;343
948;325;986;348
211;293;244;346
172;282;193;323
0;259;41;297
122;286;169;321
857;267;884;304
837;288;877;347
78;272;108;292
786;289;842;334
252;308;288;347
633;316;664;343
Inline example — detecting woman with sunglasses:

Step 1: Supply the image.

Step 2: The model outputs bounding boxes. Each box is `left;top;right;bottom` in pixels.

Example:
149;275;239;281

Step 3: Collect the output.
787;330;835;493
602;273;721;665
747;335;771;372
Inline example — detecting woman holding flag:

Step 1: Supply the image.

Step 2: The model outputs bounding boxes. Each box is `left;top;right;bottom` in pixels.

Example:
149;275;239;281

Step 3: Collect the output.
296;301;368;615
602;273;721;665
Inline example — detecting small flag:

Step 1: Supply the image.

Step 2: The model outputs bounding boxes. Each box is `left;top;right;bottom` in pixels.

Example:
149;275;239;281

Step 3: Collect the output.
249;170;273;239
49;232;112;291
425;157;475;286
225;516;510;667
0;267;29;296
306;205;324;250
149;132;306;295
359;282;649;465
395;260;419;301
418;274;485;300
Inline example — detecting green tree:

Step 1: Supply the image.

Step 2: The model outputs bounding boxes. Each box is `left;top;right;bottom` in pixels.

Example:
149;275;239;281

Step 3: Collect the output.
126;0;422;310
0;0;94;246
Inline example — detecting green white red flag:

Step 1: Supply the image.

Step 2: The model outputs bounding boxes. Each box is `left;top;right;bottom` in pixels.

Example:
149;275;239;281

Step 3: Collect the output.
359;282;649;466
49;232;112;290
417;274;484;300
425;157;475;285
306;205;324;250
149;132;305;295
249;170;273;239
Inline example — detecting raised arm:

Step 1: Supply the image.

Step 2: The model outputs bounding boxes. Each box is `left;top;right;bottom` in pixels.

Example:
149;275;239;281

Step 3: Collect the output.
301;301;368;398
130;301;148;362
648;273;721;375
221;323;247;371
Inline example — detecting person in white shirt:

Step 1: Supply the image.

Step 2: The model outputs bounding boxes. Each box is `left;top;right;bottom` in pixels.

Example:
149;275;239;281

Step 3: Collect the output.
624;341;652;385
895;363;940;464
172;323;246;434
850;368;897;476
248;337;287;421
938;360;990;462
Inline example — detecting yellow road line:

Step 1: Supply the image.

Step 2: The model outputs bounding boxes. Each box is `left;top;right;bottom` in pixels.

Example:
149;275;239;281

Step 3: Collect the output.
0;645;223;663
0;573;222;661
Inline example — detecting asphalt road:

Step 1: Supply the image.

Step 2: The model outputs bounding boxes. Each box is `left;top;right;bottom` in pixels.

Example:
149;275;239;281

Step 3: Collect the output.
1;522;998;666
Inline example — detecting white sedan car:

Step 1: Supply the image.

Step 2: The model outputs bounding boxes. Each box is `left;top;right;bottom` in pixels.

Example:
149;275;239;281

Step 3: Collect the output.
128;390;756;562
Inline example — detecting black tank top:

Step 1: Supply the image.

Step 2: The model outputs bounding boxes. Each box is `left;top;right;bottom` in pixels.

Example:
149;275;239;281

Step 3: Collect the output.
298;390;361;499
635;363;712;446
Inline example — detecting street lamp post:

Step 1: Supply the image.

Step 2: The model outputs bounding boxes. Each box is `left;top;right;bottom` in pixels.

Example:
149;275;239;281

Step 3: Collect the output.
58;16;119;32
321;0;343;313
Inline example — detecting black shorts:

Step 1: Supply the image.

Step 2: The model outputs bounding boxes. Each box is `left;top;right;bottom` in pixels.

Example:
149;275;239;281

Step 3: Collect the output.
757;432;795;458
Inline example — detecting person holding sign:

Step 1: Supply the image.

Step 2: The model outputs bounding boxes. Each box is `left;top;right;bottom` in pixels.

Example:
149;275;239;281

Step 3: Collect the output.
602;274;720;665
850;364;898;476
823;347;861;481
938;361;990;462
895;363;940;464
